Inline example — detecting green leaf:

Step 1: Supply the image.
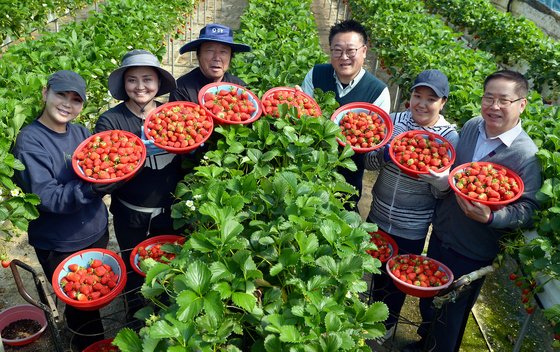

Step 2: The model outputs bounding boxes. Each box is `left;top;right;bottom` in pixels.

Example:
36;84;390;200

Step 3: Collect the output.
185;261;211;295
232;291;256;312
316;256;337;276
324;312;341;332
279;325;302;343
203;290;224;321
148;319;181;339
113;328;143;352
176;290;204;322
270;262;283;276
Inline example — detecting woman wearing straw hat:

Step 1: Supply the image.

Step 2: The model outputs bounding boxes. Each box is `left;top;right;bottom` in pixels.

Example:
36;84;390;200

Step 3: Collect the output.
94;49;179;326
169;23;251;104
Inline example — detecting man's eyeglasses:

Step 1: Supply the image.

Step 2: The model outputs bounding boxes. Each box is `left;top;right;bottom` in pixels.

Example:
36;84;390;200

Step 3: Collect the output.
481;96;525;108
330;45;365;59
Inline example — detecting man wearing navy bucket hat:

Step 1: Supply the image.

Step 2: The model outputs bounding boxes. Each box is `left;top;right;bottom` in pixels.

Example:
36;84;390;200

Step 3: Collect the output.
169;23;251;104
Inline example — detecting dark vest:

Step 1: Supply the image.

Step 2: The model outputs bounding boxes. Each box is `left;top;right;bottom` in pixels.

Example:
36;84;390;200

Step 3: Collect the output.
311;64;387;105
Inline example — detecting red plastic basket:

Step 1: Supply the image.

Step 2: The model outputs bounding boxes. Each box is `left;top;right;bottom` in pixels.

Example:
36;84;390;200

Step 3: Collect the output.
367;230;399;263
386;254;453;298
82;338;118;352
389;130;455;178
52;248;127;311
72;130;146;184
448;161;524;210
0;304;48;346
130;235;185;277
144;101;213;154
261;86;322;118
330;102;393;153
198;82;262;125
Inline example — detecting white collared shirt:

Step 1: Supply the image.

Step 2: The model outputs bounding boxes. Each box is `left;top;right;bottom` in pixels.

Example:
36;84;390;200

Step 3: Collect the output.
472;119;522;161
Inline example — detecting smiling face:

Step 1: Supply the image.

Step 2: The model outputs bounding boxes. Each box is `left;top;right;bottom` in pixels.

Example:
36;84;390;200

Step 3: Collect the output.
481;78;527;137
409;86;447;127
329;31;367;84
123;67;160;105
39;88;84;132
197;42;232;82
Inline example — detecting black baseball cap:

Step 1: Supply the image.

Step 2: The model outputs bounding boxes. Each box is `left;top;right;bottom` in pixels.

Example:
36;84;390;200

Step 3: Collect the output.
47;70;87;102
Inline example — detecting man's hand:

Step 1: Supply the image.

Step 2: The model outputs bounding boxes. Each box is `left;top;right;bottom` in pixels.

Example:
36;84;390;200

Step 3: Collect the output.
419;168;450;191
92;180;126;196
455;195;493;223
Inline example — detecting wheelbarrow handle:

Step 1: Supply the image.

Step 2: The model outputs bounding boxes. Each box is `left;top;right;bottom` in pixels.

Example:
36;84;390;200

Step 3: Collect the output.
10;259;60;320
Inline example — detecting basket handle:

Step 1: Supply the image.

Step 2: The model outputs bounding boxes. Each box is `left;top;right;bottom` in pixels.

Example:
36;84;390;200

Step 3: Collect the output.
10;259;60;320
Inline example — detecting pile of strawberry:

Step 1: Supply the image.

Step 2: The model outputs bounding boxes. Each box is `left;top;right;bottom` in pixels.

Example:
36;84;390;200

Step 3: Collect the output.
261;89;321;118
389;255;450;287
202;88;257;122
59;259;119;301
74;130;144;181
366;232;394;262
452;162;521;202
339;111;387;149
146;103;212;150
391;131;452;172
137;243;176;266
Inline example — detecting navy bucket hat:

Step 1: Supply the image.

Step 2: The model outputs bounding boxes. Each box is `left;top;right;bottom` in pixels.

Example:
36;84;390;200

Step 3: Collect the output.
410;69;450;98
179;23;251;54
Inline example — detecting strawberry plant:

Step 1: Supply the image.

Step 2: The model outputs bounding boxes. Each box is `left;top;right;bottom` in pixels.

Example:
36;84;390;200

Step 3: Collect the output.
113;111;389;351
424;0;560;99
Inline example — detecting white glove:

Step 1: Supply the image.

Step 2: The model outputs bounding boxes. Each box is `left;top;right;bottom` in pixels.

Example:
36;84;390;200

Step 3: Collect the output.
419;168;450;191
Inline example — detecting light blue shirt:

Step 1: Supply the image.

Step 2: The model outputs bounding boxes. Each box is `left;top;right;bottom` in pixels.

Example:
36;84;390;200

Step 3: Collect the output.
472;119;522;161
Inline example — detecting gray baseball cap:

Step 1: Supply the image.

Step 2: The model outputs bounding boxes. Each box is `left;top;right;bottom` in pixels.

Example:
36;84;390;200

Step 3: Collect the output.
411;69;450;98
47;70;87;102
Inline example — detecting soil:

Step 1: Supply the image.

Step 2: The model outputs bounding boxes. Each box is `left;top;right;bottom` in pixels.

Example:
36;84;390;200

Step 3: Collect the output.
0;1;556;352
2;319;42;340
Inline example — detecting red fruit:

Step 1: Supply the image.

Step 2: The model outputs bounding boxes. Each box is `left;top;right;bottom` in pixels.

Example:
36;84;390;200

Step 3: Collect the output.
509;273;517;280
68;263;80;272
90;259;103;268
1;260;10;268
525;306;535;314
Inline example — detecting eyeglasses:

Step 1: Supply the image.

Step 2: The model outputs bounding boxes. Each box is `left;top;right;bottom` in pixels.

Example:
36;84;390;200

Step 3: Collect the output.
481;96;525;108
330;45;365;58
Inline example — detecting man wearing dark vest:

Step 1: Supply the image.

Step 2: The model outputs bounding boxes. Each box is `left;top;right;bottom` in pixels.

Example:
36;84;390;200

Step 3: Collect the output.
301;19;390;205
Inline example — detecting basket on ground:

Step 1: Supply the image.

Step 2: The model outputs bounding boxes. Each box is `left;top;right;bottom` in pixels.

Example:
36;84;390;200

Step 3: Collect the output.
386;254;453;298
130;235;185;277
0;304;48;346
261;86;322;118
198;82;262;124
52;248;127;311
72;130;146;184
83;338;118;352
144;101;213;154
367;230;398;263
448;161;524;211
389;130;455;178
330;102;393;153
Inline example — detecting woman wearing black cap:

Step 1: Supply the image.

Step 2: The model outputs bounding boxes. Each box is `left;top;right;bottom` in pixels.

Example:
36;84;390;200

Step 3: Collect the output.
12;70;110;350
363;69;459;342
169;23;251;104
94;49;180;326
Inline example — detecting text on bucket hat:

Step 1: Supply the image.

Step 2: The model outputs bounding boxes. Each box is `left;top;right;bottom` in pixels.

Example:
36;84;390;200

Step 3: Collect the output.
179;23;251;54
48;70;87;102
108;49;177;101
410;69;450;98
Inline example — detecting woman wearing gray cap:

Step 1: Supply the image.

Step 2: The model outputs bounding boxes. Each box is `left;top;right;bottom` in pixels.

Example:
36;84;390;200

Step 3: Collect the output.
94;49;179;326
12;70;110;350
363;69;459;343
169;23;251;104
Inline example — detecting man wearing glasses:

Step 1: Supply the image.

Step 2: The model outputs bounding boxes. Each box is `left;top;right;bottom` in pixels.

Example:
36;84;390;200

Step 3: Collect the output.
403;70;542;352
301;19;390;204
